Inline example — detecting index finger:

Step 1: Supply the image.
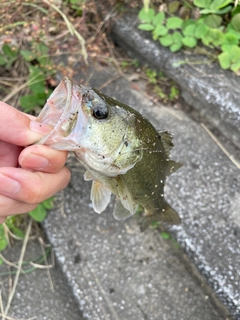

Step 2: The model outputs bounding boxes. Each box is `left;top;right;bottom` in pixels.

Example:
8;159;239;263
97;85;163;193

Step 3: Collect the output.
0;102;52;146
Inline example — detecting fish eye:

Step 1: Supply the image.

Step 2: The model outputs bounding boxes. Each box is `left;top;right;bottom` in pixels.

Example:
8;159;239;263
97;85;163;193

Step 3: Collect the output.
92;104;108;120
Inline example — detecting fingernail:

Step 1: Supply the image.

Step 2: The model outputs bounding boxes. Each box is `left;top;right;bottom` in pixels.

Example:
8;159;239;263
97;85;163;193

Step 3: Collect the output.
0;173;21;195
30;121;52;136
20;154;49;170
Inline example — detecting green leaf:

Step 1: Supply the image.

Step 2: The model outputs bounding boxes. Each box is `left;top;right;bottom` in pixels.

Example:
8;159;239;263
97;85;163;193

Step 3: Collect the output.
0;224;5;237
193;0;211;8
182;19;195;30
0;55;6;66
2;44;17;59
182;37;197;48
138;8;155;23
19;94;38;112
204;14;222;28
183;24;197;37
168;1;180;13
210;0;232;10
228;45;240;63
0;258;3;265
204;29;224;46
35;92;49;105
170;43;182;52
29;203;47;222
29;82;46;95
172;31;183;43
231;4;240;16
200;5;232;14
212;29;225;46
160;231;171;240
21;50;35;61
166;17;183;29
195;24;209;39
138;24;155;31
221;44;236;51
222;33;239;46
153;25;168;36
0;225;7;251
152;12;165;26
28;66;46;94
0;238;7;251
218;51;230;69
36;43;48;55
231;13;240;31
159;34;173;46
230;59;240;72
42;197;54;210
5;216;25;238
226;28;240;40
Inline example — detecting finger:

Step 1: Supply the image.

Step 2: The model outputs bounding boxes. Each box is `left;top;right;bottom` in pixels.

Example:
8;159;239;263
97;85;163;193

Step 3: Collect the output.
19;145;68;173
0;141;23;167
0;102;52;146
0;166;71;204
0;194;37;216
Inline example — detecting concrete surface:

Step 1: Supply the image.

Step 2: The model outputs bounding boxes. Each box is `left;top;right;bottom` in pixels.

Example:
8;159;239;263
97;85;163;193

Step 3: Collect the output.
0;239;84;320
110;11;240;150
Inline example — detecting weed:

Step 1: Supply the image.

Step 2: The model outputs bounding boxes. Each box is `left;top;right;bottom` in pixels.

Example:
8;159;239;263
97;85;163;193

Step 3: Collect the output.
120;59;140;69
0;0;88;257
0;197;54;265
138;0;240;73
144;68;180;103
160;231;180;248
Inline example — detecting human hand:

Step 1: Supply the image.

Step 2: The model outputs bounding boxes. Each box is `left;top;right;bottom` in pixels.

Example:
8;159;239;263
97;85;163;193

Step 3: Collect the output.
0;101;71;224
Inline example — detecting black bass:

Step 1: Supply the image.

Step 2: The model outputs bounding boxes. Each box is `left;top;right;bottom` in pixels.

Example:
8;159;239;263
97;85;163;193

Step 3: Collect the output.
36;77;182;230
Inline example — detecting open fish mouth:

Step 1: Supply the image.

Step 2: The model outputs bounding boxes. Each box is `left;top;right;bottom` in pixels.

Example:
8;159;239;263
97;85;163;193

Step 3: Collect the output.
36;77;88;150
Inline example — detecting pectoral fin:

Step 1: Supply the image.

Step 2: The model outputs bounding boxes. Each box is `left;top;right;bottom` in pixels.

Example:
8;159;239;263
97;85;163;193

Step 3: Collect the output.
115;176;138;215
84;171;93;181
90;180;111;214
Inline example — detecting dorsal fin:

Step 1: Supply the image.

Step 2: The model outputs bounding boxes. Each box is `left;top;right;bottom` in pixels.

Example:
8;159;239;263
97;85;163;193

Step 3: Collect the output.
159;131;174;157
159;131;182;175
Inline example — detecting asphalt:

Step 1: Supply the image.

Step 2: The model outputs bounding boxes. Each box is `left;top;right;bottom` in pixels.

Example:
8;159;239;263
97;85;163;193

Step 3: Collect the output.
1;9;240;320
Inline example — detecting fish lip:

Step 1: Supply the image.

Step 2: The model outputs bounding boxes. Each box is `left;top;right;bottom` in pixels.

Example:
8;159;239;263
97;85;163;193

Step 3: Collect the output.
36;77;87;149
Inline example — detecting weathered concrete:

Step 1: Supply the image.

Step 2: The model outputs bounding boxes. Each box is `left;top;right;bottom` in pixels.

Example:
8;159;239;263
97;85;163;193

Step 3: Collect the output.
41;65;239;319
110;12;240;150
1;239;84;320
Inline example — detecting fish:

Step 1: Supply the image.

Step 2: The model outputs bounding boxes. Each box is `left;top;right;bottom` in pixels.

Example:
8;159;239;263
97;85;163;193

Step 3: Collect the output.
36;77;182;230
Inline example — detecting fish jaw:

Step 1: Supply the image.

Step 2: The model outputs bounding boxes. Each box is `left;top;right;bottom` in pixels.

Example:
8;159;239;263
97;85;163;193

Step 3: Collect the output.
36;77;88;150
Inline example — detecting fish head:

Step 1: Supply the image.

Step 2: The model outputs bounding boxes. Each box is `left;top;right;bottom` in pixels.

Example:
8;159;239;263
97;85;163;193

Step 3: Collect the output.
37;77;142;177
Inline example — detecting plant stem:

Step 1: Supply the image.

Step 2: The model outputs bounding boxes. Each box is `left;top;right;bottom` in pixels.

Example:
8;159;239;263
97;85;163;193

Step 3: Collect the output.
2;219;32;320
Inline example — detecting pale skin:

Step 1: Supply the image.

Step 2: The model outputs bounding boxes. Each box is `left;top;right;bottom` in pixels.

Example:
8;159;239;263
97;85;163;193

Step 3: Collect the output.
0;101;71;224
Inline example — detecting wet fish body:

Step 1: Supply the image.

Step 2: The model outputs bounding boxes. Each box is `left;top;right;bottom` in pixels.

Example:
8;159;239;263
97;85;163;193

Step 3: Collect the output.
36;77;181;229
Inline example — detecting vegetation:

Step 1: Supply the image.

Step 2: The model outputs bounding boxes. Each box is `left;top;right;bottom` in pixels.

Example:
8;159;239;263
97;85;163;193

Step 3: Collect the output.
0;0;88;262
138;0;240;73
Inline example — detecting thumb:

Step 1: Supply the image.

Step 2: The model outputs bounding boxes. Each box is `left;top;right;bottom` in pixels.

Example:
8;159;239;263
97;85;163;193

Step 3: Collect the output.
0;102;52;146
